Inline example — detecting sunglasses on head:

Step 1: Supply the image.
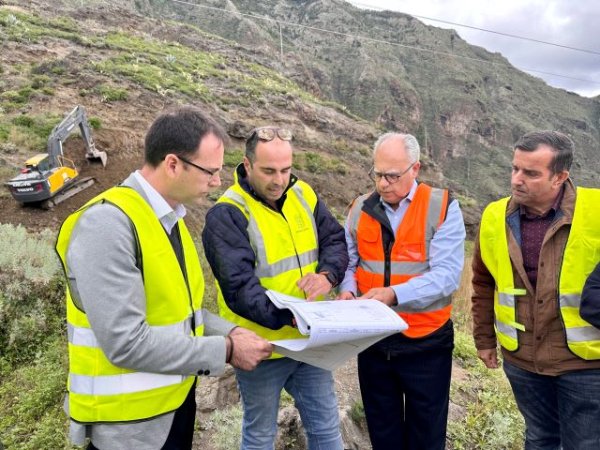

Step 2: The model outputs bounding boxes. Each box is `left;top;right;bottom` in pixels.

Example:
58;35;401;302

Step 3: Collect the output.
247;127;293;143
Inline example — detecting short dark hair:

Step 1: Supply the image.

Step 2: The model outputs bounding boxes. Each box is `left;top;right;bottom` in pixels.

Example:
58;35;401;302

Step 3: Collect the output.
144;105;228;167
245;130;263;163
514;130;574;173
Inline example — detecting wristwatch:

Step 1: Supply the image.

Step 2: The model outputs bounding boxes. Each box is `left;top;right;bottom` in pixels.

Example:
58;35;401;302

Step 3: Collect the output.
319;271;338;288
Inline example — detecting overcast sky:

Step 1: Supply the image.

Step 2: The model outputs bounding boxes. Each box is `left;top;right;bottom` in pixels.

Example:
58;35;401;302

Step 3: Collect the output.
346;0;600;98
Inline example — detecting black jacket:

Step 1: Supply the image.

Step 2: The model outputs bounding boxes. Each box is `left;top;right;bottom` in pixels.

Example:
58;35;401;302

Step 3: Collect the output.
581;261;600;329
202;165;348;330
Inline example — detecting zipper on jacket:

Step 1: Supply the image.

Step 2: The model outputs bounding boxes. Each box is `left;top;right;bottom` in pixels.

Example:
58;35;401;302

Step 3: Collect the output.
384;240;392;287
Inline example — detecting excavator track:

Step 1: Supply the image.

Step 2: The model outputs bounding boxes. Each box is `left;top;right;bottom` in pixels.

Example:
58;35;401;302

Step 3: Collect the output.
41;177;95;209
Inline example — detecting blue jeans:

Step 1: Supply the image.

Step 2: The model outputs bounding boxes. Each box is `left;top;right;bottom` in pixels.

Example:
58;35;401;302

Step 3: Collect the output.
504;361;600;450
235;358;343;450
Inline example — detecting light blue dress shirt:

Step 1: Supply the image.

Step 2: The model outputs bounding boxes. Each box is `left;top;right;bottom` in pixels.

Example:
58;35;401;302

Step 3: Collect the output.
133;170;186;233
339;180;466;312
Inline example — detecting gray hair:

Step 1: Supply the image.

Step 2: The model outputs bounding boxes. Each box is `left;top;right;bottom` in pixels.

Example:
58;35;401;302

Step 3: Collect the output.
373;133;420;163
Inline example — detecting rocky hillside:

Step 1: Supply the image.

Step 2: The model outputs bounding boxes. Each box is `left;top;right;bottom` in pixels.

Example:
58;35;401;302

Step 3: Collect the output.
1;0;598;235
0;0;382;234
136;0;600;204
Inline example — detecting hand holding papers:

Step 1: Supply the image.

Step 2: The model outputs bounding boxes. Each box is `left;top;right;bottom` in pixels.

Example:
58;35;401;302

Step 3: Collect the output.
266;290;408;371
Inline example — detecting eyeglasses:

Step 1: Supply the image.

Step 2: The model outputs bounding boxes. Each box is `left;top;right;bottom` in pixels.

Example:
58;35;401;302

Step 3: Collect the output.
368;162;415;184
178;155;220;178
247;127;293;143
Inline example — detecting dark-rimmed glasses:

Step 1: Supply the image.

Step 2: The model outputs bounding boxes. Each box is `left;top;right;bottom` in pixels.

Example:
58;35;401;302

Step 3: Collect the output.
178;155;220;178
247;127;293;143
368;162;415;184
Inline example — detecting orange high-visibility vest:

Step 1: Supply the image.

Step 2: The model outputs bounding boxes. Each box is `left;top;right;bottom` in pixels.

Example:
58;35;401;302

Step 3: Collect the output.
350;183;451;338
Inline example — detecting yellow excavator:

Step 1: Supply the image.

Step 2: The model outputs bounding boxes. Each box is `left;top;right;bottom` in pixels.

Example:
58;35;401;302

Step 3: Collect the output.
5;105;108;208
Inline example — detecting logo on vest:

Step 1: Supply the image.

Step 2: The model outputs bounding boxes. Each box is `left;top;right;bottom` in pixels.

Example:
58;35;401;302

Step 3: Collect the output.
294;214;309;232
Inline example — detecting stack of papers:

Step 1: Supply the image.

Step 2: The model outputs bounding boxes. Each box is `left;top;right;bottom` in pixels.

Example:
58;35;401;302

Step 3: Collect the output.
266;290;408;370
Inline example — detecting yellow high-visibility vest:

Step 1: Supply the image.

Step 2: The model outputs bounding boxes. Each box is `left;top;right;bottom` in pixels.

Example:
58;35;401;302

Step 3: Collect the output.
479;187;600;359
56;186;204;423
215;173;319;344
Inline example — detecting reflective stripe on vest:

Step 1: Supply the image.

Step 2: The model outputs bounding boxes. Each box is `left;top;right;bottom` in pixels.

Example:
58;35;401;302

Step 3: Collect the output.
351;183;451;337
215;173;319;345
480;187;600;359
220;189;319;279
479;197;525;351
559;187;600;359
55;186;204;422
69;373;185;396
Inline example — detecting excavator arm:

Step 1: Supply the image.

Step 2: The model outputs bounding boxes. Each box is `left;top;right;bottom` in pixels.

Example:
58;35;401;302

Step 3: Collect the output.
47;105;107;167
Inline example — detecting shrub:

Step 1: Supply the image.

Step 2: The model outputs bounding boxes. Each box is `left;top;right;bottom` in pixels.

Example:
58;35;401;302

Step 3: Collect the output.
88;117;102;130
349;399;365;423
98;85;129;102
0;224;68;448
224;148;244;168
12;115;35;128
448;330;524;449
0;225;62;365
31;75;51;89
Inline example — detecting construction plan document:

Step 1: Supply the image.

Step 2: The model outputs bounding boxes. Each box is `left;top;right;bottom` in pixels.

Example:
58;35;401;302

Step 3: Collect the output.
266;290;408;370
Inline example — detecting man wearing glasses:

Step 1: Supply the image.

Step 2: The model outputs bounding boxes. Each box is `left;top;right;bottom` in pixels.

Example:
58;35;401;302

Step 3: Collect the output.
202;126;348;450
338;133;466;450
56;106;272;450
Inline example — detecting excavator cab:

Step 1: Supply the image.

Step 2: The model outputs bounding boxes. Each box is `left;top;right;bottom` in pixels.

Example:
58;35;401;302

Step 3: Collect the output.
5;106;107;208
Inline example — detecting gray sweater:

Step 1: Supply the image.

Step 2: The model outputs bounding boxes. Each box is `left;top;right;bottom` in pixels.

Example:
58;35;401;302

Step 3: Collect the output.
65;174;234;449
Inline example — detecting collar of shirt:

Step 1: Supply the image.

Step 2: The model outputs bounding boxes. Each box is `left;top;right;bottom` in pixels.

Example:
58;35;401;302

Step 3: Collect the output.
133;170;186;234
379;180;418;232
519;184;565;220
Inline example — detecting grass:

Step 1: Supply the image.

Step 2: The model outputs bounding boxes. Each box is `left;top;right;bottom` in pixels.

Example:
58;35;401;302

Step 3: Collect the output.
0;113;62;153
0;9;354;117
98;84;129;102
205;405;243;450
448;247;524;449
0;224;69;449
224;148;244;168
293;151;348;175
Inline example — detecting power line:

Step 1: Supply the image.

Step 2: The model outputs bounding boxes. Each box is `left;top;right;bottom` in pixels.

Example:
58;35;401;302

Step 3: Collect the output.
168;0;600;86
349;1;600;56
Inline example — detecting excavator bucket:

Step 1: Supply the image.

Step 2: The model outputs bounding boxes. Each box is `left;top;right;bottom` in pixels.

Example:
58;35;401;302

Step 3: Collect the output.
86;149;108;168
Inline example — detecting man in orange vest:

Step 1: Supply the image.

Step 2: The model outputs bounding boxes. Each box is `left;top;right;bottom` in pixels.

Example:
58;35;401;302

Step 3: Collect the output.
338;133;466;450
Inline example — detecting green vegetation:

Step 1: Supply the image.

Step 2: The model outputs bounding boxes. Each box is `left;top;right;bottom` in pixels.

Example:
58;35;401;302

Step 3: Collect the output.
293;151;348;175
0;224;69;449
449;253;524;449
0;113;62;153
455;193;478;208
0;11;93;45
204;405;243;449
224;148;244;168
349;399;365;423
98;84;129;102
88;117;102;130
0;9;352;115
448;334;524;449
